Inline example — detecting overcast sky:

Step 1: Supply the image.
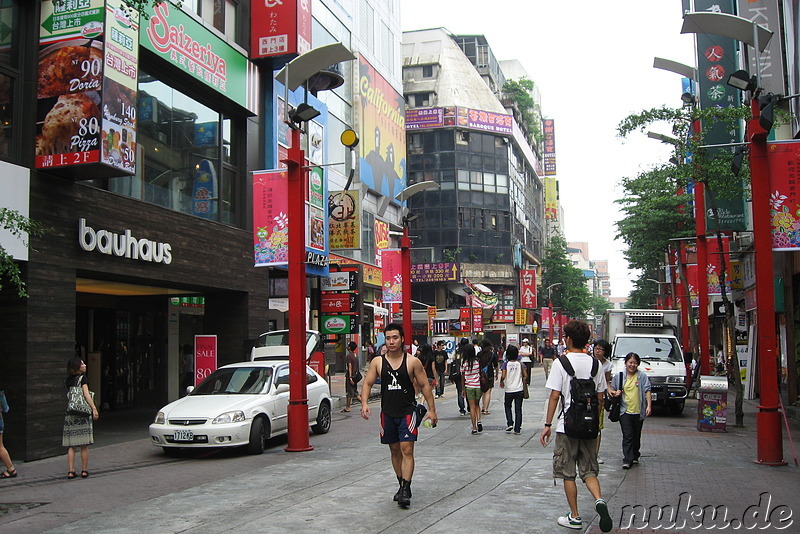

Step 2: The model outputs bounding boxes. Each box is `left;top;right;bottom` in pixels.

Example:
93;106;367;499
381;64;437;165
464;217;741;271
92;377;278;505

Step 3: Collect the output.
401;0;697;297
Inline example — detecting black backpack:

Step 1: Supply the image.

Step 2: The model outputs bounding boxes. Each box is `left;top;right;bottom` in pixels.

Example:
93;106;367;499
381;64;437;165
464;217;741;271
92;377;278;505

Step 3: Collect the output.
557;355;600;440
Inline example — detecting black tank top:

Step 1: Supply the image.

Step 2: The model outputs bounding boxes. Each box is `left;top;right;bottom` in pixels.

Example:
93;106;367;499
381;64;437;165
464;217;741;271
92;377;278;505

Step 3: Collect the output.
380;353;415;417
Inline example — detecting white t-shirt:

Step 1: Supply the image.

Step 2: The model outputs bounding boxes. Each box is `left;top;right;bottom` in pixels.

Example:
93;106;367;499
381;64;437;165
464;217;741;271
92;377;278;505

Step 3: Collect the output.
501;360;524;393
518;344;533;363
544;352;608;434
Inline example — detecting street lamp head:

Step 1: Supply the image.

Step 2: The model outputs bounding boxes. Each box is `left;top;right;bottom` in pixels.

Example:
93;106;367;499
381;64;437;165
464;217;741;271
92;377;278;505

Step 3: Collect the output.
680;92;696;105
731;145;748;176
727;69;758;93
289;102;321;124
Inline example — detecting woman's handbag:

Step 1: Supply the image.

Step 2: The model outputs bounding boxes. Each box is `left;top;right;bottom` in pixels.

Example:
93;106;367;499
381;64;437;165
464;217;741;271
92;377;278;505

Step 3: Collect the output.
479;367;490;392
522;380;530;400
605;372;623;422
66;386;92;417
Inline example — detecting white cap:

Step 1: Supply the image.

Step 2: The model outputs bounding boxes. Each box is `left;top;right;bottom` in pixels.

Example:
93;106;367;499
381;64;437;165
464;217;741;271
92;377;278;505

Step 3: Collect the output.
522;338;529;343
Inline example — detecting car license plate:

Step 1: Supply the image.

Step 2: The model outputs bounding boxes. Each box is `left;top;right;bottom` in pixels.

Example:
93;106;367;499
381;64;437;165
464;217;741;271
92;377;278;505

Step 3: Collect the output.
651;392;658;401
173;429;194;442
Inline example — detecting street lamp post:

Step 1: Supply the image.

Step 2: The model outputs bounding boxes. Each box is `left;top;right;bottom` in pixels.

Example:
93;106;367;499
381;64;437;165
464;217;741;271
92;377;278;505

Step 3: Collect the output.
546;282;561;344
275;44;355;453
681;11;784;465
395;181;440;351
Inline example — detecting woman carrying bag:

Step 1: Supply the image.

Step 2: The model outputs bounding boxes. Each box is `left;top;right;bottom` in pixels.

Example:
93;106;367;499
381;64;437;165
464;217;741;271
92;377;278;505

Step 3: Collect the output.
0;390;16;479
63;357;99;479
607;352;652;470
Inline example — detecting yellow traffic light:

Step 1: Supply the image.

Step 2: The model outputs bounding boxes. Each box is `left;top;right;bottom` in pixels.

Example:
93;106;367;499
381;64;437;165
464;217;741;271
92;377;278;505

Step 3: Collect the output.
340;129;359;148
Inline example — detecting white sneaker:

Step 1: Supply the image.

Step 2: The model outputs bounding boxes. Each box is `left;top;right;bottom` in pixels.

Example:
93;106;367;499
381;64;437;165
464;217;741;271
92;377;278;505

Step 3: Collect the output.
557;513;582;529
597;457;604;464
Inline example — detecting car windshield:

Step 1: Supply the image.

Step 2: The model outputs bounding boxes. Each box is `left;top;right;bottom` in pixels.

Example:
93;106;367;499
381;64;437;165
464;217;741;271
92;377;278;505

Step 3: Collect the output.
612;337;682;363
255;331;315;348
192;367;273;395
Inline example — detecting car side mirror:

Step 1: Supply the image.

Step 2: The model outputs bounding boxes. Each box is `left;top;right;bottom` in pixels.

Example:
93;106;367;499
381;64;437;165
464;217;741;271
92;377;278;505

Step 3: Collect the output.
185;386;195;394
275;384;290;394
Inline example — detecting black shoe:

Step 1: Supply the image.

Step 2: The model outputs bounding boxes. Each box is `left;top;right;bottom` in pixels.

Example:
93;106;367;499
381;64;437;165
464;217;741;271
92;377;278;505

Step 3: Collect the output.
477;421;483;433
397;480;411;508
393;476;403;501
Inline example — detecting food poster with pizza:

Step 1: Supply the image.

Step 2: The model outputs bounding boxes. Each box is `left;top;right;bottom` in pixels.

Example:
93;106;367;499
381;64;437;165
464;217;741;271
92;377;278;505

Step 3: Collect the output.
36;0;138;174
100;0;139;173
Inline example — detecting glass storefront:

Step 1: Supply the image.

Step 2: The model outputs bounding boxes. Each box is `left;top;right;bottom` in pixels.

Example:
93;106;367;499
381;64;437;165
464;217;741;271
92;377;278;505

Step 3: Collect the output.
0;0;20;160
94;71;242;226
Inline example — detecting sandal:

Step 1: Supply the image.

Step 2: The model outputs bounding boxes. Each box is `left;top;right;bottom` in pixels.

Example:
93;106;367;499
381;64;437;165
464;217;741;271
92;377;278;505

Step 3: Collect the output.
67;471;77;479
0;468;17;479
81;471;89;478
340;409;350;413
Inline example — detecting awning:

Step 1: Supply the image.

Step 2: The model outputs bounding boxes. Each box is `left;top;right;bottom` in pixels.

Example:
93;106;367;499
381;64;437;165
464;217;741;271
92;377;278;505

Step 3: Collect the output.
364;303;389;316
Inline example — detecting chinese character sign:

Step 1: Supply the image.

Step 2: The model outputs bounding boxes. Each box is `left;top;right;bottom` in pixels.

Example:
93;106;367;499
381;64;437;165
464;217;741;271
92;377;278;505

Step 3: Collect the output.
519;269;537;308
250;0;312;59
767;141;800;250
328;189;361;249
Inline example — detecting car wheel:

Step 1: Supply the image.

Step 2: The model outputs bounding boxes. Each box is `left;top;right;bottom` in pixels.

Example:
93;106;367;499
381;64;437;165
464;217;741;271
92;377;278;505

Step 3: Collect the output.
163;447;181;457
312;401;331;434
247;416;269;454
668;400;685;415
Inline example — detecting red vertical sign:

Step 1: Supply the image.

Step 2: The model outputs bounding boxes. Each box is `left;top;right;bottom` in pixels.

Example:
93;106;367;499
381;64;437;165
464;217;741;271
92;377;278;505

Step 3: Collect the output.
381;249;402;303
194;335;218;387
460;308;471;332
471;308;483;333
540;307;552;332
519;269;537;308
250;0;312;59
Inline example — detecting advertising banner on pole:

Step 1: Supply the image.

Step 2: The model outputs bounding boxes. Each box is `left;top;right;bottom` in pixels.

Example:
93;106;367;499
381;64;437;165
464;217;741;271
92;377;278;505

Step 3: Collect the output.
381;248;402;303
253;169;289;266
766;140;800;250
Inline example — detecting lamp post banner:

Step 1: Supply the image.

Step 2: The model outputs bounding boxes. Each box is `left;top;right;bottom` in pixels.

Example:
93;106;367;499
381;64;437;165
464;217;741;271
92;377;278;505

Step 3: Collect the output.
381;248;402;303
253;169;289;266
766;141;800;250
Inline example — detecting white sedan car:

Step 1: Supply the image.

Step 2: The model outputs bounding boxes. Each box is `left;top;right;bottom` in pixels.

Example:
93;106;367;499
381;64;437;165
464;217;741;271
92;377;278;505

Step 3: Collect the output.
149;360;332;455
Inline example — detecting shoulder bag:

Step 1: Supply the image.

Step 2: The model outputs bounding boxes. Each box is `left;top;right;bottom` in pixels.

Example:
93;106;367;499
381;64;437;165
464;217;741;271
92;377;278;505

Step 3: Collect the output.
605;372;623;423
66;382;92;417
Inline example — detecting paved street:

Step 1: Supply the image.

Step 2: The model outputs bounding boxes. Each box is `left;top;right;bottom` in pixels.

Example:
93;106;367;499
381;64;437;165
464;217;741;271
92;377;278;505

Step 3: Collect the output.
1;367;798;533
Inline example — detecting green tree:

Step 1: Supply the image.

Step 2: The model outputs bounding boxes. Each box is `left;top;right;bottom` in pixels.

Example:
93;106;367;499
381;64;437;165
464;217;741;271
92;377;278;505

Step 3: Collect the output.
1;208;44;297
52;0;180;19
539;235;592;319
502;77;542;145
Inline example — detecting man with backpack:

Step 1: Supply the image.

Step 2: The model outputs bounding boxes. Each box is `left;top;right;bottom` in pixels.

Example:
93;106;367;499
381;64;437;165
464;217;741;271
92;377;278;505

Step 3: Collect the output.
539;320;613;533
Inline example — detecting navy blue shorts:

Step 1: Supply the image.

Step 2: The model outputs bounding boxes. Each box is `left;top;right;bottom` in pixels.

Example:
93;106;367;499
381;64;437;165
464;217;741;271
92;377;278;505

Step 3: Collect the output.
380;412;418;444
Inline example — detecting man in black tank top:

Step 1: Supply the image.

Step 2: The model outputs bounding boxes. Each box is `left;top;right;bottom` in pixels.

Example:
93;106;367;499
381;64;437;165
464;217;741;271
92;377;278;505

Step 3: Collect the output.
361;323;437;509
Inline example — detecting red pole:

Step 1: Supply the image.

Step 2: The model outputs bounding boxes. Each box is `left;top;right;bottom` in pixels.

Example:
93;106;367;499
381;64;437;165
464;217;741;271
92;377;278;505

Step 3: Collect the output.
401;226;412;353
695;180;711;376
285;126;312;452
548;300;554;345
749;96;784;465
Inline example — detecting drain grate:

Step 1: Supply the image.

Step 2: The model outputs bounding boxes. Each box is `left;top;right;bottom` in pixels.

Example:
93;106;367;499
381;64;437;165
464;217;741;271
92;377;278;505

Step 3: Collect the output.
0;502;48;516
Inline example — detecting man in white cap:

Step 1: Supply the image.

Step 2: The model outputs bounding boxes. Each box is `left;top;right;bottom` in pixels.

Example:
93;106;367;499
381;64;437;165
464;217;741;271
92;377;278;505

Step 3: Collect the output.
519;338;533;385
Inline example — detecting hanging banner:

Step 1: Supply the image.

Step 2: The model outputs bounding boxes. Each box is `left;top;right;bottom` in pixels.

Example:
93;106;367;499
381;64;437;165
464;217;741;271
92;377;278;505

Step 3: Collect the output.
375;219;389;268
459;308;471;332
706;236;732;296
540;307;552;332
766;141;800;250
685;263;700;308
542;119;556;176
544;177;558;219
381;248;402;303
253;169;289;266
471;308;483;333
519;269;537;308
329;189;361;249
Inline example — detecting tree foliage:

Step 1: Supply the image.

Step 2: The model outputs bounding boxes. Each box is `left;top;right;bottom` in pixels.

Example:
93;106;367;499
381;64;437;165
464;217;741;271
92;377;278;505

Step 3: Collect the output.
539;235;593;319
1;208;45;297
52;0;181;19
502;78;542;145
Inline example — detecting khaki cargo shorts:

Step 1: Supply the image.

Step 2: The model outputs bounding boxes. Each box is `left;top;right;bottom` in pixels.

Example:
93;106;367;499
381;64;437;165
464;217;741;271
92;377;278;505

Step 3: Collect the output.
552;432;599;481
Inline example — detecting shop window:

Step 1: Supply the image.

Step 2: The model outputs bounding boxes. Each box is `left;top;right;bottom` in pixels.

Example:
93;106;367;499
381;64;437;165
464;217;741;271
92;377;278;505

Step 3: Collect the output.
187;0;240;42
100;71;242;226
0;0;20;161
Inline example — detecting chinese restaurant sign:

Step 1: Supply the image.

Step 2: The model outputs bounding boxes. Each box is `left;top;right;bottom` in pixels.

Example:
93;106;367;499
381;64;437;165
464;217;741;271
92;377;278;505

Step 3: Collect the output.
519;269;537;308
250;0;311;59
142;1;248;108
36;0;139;176
406;106;512;135
329;189;361;249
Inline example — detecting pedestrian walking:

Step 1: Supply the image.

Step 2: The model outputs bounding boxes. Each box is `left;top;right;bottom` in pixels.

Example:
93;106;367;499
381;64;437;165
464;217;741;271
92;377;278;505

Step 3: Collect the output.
519;338;534;384
416;343;436;400
592;339;614;464
479;339;497;415
342;341;362;412
607;352;652;470
62;357;99;479
0;390;17;479
540;320;612;532
499;345;527;434
452;339;467;415
433;341;448;397
360;323;437;508
540;338;558;379
460;344;483;434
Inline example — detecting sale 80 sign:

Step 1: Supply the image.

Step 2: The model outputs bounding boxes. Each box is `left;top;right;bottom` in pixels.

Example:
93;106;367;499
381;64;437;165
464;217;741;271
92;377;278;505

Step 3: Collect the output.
194;335;218;386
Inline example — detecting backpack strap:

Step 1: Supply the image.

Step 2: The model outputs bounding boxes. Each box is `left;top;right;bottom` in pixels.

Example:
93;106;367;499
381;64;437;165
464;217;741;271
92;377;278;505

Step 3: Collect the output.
558;355;574;376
